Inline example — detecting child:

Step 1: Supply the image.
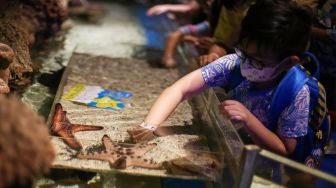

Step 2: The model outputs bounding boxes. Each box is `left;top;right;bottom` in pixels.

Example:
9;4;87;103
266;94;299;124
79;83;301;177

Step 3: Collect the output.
148;0;216;68
162;21;212;68
161;0;221;68
128;0;321;165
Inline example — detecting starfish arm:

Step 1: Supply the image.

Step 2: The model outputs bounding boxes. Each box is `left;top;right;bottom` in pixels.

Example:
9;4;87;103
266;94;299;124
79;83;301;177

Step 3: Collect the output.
77;151;124;168
110;157;127;169
50;103;64;132
77;151;116;161
76;135;161;170
102;135;121;152
61;111;69;123
126;156;162;169
132;143;157;156
57;130;82;150
71;124;104;133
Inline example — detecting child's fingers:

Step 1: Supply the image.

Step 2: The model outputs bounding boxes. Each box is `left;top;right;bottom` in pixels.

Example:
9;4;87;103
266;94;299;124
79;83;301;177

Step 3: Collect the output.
222;100;239;106
133;132;149;142
219;103;240;116
223;105;239;112
220;106;242;119
133;129;152;138
127;127;146;135
226;109;242;117
133;130;154;142
127;127;152;141
192;39;200;46
146;9;155;16
230;115;243;121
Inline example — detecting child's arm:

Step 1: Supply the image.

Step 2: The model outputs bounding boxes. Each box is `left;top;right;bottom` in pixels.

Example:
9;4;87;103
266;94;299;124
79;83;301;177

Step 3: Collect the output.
129;54;238;142
128;69;208;142
220;100;296;156
144;69;207;126
147;1;200;16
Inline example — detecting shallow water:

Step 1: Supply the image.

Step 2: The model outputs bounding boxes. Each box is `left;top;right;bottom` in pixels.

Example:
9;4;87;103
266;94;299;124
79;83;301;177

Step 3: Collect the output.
22;1;151;118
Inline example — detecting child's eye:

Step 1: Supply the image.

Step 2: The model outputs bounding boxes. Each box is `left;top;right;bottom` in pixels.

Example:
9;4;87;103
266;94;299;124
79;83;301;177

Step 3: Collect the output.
250;60;264;69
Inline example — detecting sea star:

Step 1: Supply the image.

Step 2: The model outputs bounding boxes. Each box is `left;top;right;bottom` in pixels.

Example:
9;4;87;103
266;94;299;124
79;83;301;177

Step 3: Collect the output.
163;153;220;179
50;103;104;150
77;135;162;169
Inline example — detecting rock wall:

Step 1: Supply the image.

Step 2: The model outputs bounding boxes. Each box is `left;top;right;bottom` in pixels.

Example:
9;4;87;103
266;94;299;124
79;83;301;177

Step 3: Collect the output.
0;0;66;87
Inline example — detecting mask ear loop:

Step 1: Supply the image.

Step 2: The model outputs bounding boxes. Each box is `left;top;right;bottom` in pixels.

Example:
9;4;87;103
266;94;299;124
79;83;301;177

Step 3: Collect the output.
266;57;292;79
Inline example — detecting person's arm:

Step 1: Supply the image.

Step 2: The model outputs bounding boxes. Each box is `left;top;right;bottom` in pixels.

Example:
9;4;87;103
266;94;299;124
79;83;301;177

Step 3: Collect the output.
241;124;297;155
147;1;199;16
244;112;297;156
128;69;208;142
220;100;295;156
128;54;237;142
221;84;310;156
145;69;207;125
147;54;239;126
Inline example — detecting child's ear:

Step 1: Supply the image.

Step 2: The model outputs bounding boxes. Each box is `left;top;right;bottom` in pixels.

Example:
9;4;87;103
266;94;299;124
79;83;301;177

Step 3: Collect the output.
283;55;300;70
289;55;300;64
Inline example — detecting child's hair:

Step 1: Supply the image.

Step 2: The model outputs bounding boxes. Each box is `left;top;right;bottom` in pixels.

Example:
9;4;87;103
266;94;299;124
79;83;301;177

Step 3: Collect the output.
238;0;313;60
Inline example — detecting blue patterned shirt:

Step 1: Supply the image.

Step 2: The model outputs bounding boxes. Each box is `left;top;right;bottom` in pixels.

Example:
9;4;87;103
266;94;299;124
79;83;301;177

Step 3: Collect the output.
201;54;309;138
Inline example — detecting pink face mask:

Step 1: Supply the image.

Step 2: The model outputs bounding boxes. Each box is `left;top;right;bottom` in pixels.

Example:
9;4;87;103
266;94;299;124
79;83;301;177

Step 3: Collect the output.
240;58;287;82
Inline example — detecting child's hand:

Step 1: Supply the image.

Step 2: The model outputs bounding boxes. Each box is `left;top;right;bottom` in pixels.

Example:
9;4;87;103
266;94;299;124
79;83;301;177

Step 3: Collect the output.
127;126;155;143
198;53;219;67
127;123;176;142
147;5;170;16
183;35;200;45
197;37;213;47
219;100;252;124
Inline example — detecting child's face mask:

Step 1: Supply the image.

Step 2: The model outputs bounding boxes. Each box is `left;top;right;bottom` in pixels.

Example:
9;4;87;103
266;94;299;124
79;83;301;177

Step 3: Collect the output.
239;55;289;82
235;48;289;82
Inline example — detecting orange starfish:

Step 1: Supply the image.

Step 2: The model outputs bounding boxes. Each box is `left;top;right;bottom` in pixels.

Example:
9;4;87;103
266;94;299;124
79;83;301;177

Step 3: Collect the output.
50;103;104;150
77;135;162;169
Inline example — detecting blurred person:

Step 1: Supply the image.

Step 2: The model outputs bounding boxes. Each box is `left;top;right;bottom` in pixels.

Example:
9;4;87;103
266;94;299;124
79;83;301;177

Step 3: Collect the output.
309;0;336;133
199;0;254;66
161;0;222;68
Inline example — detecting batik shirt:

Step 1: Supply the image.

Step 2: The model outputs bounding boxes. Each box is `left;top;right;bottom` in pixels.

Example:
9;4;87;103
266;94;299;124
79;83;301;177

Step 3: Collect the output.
201;54;310;138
